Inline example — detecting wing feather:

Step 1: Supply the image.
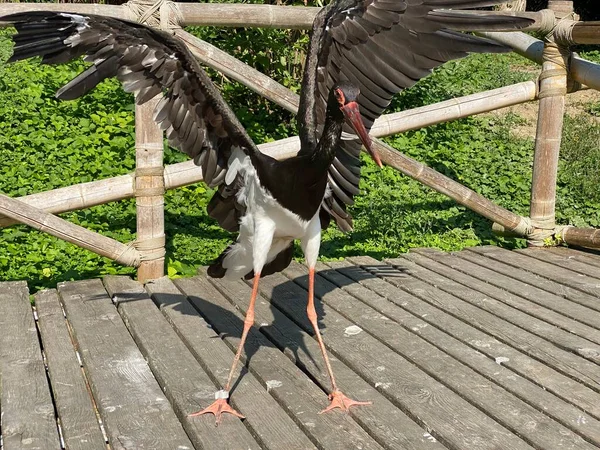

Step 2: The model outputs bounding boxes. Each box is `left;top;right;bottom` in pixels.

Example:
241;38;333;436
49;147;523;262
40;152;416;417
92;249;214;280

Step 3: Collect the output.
302;0;532;231
2;10;258;232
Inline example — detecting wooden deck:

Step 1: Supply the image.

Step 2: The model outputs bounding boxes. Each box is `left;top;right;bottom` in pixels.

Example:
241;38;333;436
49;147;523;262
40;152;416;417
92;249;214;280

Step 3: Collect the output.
1;246;600;450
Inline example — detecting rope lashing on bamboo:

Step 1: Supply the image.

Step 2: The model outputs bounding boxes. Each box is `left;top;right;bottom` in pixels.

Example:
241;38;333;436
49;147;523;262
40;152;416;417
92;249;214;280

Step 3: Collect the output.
115;235;167;266
126;0;183;30
537;43;571;99
527;218;557;246
134;166;165;198
537;9;557;36
506;216;535;237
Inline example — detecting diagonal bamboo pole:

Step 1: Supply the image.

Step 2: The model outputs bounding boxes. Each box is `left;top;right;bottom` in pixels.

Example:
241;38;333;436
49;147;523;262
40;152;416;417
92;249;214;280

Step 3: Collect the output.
0;193;141;266
478;31;600;91
174;30;300;114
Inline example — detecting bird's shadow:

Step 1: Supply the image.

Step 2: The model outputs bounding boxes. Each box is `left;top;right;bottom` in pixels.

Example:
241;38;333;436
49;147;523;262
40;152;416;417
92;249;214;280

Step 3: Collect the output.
109;265;385;397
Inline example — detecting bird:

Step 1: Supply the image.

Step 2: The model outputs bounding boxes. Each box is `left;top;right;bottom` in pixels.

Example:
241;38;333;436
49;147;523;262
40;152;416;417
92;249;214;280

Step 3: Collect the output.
2;1;531;424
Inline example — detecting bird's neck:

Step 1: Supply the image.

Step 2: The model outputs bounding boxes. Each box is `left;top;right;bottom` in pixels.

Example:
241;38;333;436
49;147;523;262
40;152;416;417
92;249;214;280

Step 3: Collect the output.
298;6;331;152
311;109;344;167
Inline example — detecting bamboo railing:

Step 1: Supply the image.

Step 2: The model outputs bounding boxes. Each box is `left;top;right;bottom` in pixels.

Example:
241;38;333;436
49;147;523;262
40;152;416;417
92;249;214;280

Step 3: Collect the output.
1;0;599;281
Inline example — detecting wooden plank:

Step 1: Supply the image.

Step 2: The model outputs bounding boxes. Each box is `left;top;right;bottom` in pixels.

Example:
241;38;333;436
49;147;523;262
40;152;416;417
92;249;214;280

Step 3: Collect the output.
57;279;193;450
0;282;61;450
192;274;446;450
468;246;600;309
317;260;600;447
176;275;386;450
229;270;534;450
464;247;600;313
103;275;275;450
459;248;600;318
34;289;106;450
330;257;600;420
103;277;262;449
282;261;595;450
547;247;600;269
406;248;600;349
145;277;318;450
518;247;600;280
387;251;600;390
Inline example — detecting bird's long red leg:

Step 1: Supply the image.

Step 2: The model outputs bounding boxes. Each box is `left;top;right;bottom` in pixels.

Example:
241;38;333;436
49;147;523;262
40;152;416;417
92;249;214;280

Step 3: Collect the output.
190;271;262;425
306;267;372;413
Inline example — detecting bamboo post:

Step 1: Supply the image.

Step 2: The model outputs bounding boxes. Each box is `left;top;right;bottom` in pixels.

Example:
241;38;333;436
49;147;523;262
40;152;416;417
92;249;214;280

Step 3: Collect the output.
0;193;141;266
130;1;181;282
528;1;573;246
134;97;165;281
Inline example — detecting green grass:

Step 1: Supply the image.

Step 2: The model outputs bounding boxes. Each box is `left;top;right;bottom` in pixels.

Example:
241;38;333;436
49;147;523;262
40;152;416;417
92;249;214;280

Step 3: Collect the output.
1;27;599;292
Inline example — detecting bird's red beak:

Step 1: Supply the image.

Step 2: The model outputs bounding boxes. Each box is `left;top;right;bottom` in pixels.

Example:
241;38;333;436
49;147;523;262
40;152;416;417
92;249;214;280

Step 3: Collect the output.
341;102;383;168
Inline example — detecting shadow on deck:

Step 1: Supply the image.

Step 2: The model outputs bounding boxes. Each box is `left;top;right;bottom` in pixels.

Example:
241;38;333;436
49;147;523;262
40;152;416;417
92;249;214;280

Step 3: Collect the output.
1;245;600;450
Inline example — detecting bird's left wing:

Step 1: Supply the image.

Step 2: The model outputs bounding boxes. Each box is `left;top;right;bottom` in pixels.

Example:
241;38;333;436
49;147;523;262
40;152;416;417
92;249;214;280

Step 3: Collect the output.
303;0;532;231
2;11;259;192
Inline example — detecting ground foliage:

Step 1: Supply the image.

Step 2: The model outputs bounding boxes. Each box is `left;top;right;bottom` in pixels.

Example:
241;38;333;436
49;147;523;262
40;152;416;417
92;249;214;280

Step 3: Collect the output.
0;20;599;291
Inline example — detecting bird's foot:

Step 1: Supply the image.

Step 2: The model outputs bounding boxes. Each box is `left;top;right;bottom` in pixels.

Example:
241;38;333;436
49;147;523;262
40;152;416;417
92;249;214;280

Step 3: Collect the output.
189;391;244;426
319;389;372;414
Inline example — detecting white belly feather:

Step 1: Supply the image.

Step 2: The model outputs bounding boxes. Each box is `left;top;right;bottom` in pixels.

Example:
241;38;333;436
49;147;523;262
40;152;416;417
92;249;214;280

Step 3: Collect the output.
219;148;322;279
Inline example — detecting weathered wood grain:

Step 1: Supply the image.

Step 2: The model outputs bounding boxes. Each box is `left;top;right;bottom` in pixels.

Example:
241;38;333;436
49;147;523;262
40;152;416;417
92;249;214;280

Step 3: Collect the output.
317;260;600;447
467;246;600;312
235;270;534;450
407;248;600;349
529;51;568;228
332;257;600;420
34;289;106;450
0;282;61;450
380;252;600;391
102;275;277;450
176;274;385;450
57;279;193;450
562;227;600;251
146;276;318;450
517;247;600;280
456;248;600;327
207;272;446;450
572;20;600;45
546;247;600;269
283;261;594;450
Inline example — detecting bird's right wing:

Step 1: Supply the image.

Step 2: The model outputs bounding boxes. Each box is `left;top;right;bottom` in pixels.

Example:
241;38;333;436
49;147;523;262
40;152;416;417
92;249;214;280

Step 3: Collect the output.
2;11;260;231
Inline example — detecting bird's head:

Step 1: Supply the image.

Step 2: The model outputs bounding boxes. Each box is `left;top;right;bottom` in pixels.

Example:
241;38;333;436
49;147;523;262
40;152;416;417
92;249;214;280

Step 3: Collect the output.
332;81;382;168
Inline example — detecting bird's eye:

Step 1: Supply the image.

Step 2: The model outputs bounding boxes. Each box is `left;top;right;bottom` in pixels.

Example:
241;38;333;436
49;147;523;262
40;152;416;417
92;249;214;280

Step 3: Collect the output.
334;88;345;105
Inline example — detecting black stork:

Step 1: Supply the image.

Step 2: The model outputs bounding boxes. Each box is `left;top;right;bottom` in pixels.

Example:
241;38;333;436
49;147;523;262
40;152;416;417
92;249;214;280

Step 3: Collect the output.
2;1;531;424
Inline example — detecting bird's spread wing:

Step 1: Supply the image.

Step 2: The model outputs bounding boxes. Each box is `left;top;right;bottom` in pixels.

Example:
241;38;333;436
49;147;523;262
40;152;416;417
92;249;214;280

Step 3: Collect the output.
302;0;532;231
2;11;259;232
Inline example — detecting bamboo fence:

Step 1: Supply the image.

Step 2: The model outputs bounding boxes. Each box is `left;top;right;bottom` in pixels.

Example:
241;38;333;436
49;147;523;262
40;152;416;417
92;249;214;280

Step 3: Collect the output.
0;0;599;281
